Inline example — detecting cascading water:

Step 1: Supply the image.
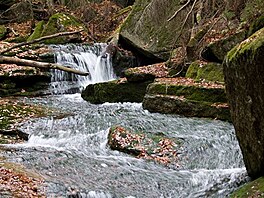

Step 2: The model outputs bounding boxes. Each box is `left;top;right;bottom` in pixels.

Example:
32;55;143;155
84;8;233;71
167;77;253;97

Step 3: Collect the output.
0;44;248;197
49;43;116;94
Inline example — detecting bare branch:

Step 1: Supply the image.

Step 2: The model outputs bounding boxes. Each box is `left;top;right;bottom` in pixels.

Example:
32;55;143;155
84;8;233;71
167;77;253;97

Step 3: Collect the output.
0;30;83;55
0;55;89;76
167;0;192;22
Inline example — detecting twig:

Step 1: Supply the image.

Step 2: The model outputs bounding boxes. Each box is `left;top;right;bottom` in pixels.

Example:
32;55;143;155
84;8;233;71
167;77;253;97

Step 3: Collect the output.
0;30;83;55
167;0;192;22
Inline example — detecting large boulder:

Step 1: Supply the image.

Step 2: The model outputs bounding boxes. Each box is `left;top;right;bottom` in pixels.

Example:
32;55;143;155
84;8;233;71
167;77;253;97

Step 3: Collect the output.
119;0;192;61
223;27;264;179
143;78;230;121
81;78;151;103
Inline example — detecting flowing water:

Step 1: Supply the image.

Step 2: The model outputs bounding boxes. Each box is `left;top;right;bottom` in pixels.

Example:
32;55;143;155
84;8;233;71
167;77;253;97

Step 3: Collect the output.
1;44;248;197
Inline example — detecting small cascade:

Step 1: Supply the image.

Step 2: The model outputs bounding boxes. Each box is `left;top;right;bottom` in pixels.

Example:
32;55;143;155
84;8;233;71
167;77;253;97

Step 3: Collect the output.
49;43;116;94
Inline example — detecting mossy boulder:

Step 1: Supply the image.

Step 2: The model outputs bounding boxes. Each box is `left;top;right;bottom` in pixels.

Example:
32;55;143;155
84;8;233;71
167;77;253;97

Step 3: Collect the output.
108;126;182;166
119;0;192;60
201;30;247;63
27;21;45;41
143;78;230;121
81;78;151;103
186;61;225;83
28;13;84;44
224;27;264;179
231;177;264;198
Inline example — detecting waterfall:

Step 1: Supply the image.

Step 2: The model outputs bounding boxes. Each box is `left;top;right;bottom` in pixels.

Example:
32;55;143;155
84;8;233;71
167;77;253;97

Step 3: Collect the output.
49;43;116;94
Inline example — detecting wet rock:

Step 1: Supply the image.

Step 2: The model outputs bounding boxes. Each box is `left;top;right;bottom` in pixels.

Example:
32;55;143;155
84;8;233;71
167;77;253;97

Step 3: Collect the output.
0;65;50;97
81;78;151;104
223;27;264;179
185;60;224;83
143;78;230;121
108;126;182;166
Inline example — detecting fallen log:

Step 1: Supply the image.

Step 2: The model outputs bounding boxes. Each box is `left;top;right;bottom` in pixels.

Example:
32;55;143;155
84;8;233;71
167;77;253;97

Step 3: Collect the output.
0;29;83;55
0;55;89;76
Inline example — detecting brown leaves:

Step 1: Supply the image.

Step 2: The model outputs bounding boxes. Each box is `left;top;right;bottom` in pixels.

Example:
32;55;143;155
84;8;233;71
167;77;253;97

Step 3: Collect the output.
155;77;225;89
0;166;45;197
108;126;181;167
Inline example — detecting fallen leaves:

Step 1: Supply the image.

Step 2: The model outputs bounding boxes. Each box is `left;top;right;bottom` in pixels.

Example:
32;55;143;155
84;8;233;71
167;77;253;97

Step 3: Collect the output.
108;126;181;167
0;164;45;197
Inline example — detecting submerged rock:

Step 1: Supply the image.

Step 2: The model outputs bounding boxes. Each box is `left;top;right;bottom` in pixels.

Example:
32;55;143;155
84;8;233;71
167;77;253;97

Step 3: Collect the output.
224;27;264;179
143;78;230;121
108;126;182;166
81;78;151;104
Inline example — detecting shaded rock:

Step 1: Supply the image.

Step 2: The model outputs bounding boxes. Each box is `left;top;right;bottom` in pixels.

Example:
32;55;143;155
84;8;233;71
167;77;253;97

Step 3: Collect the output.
143;78;230;121
223;27;264;179
248;15;264;37
0;0;16;10
81;78;151;104
0;25;8;40
112;0;135;7
201;30;247;63
185;60;224;83
0;65;50;97
124;63;168;82
108;126;182;166
230;177;264;198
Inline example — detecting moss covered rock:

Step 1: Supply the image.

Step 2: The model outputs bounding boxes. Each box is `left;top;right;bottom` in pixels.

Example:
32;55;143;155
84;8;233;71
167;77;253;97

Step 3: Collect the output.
201;30;247;62
143;78;230;121
224;27;264;179
27;21;45;41
0;25;7;40
28;13;84;44
231;177;264;198
186;60;225;83
81;78;151;103
119;0;191;60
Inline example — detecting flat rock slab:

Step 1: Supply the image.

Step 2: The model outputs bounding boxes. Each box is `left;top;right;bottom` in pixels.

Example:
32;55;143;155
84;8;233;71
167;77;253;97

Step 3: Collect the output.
143;77;230;121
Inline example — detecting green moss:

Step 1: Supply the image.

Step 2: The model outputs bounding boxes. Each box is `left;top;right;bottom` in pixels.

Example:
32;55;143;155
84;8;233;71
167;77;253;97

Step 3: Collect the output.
147;82;227;103
231;177;264;198
0;25;7;39
27;21;45;41
40;13;83;44
226;28;264;63
186;61;224;83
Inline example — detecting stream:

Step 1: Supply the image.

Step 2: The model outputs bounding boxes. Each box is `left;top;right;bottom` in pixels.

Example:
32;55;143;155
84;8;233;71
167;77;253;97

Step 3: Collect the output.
1;44;248;197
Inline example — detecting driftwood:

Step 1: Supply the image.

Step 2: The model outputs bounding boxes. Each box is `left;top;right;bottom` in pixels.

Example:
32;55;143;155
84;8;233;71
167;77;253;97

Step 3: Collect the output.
0;56;89;76
0;30;83;55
